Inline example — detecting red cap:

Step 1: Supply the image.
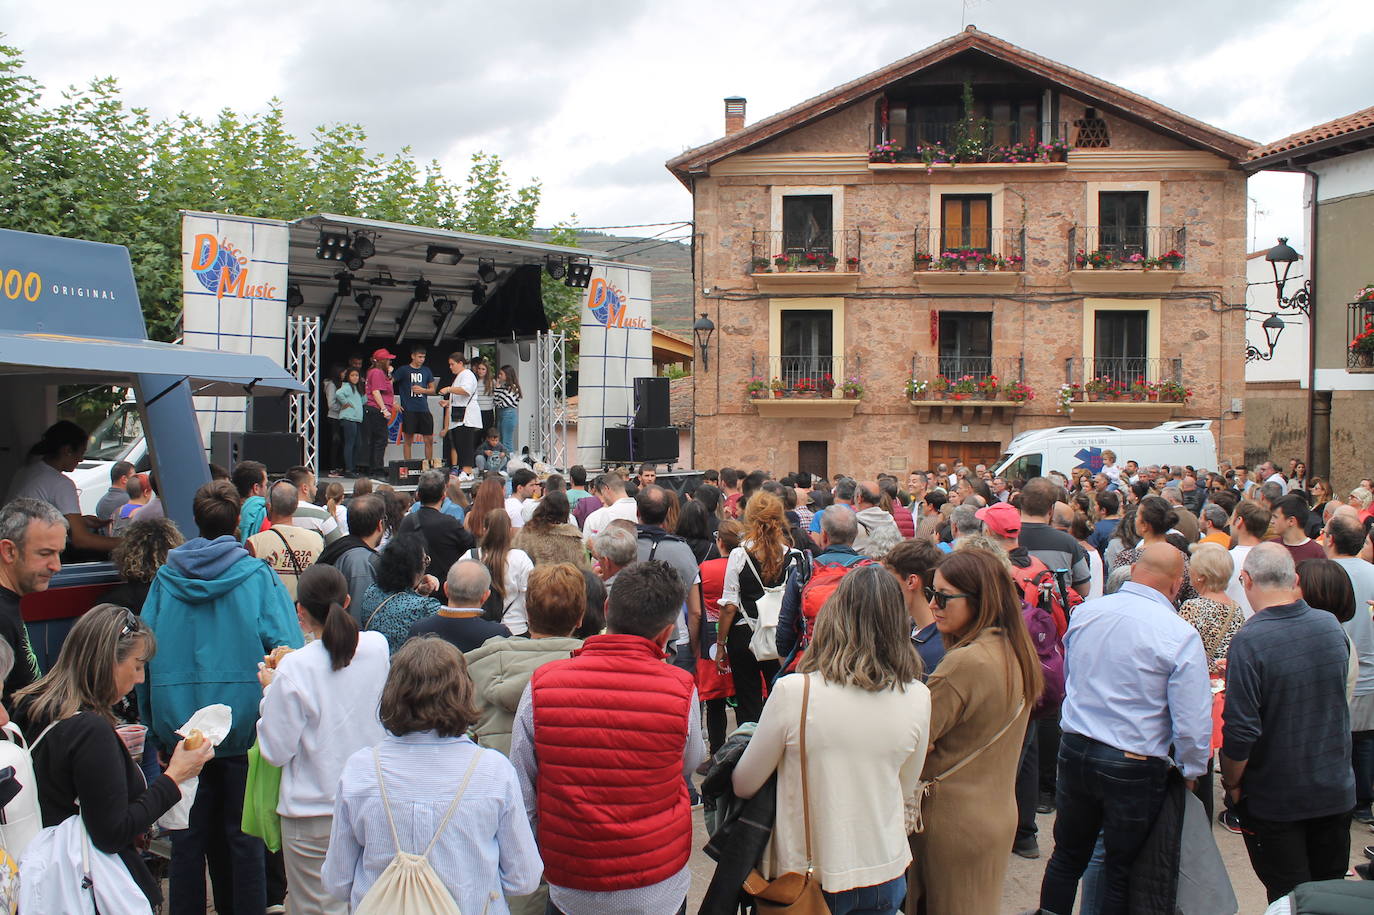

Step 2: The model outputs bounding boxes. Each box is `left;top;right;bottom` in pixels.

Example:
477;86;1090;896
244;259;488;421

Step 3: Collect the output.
371;348;396;361
975;502;1021;538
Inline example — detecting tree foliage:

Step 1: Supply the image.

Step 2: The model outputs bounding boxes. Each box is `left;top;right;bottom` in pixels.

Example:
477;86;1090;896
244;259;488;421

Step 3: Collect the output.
0;39;575;346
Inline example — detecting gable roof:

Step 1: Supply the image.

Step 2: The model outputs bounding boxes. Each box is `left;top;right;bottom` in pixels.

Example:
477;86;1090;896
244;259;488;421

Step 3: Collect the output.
1245;105;1374;170
666;26;1255;185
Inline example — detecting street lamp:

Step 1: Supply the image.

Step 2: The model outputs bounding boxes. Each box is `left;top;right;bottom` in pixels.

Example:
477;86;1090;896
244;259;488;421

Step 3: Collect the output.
1246;313;1287;362
692;313;716;370
1264;237;1311;314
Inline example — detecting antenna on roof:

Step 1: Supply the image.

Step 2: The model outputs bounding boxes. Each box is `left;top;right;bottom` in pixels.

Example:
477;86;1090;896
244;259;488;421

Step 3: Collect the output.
961;0;983;30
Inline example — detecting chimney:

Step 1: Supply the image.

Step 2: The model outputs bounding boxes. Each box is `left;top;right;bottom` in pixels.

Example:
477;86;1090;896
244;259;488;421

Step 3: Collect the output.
724;97;746;135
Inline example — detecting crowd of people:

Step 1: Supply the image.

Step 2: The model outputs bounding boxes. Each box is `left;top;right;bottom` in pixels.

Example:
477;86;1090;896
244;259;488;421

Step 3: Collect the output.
319;347;523;479
0;416;1372;914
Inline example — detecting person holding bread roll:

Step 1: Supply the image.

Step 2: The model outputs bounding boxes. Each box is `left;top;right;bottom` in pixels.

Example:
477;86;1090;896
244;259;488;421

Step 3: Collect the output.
12;604;214;910
257;564;389;915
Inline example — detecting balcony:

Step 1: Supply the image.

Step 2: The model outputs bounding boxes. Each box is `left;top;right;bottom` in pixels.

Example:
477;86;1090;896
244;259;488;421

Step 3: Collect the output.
906;355;1030;423
747;354;863;418
1348;300;1374;372
912;227;1025;293
1067;226;1187;293
1064;356;1189;420
869;120;1070;171
749;229;862;293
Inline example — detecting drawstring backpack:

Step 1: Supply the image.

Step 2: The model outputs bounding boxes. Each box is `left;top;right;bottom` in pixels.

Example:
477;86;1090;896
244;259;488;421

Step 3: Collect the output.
354;747;486;915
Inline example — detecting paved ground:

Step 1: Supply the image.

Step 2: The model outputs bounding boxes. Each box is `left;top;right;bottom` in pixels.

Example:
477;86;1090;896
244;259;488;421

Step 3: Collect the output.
685;790;1373;913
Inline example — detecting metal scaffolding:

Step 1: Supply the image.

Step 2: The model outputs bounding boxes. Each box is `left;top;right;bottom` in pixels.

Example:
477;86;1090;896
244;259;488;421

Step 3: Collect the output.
287;314;321;470
536;331;568;468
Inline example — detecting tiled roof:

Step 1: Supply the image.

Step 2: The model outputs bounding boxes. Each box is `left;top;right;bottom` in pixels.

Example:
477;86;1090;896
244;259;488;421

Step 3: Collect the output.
666;26;1255;183
1247;105;1374;163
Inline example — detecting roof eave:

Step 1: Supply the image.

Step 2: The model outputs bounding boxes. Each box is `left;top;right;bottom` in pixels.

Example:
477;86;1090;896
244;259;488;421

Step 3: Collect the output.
664;29;1255;180
1244;124;1374;173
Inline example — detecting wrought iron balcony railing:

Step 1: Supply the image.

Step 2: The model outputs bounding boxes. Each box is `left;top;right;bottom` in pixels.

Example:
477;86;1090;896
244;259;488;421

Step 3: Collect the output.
913;227;1025;270
1066;356;1183;388
749;229;862;274
748;354;862;397
869;120;1070;164
1068;226;1187;269
910;355;1025;384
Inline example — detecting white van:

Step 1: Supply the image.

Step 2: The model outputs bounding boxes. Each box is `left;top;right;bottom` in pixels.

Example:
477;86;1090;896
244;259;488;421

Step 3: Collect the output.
993;420;1217;482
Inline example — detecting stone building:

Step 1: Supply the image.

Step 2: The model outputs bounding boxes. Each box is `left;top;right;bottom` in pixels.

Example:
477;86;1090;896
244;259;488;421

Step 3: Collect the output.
668;26;1251;478
1244;106;1374;492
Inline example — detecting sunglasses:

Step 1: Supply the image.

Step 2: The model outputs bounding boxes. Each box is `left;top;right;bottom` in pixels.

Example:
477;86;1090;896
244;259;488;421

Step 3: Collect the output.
119;608;141;638
922;587;971;609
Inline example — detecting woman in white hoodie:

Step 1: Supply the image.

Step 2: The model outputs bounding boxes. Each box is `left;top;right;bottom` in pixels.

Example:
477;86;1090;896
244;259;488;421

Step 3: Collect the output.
257;564;390;915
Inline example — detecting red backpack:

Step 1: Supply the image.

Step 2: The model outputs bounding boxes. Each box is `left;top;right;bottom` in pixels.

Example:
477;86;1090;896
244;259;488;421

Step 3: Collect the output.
786;556;876;671
1011;555;1081;637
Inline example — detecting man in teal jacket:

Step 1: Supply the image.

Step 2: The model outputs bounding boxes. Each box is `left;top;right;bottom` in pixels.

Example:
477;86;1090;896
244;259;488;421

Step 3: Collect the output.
140;479;302;915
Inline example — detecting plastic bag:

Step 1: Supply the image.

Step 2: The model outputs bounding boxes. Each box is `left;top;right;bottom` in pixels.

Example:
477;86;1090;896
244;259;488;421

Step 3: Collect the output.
156;705;232;831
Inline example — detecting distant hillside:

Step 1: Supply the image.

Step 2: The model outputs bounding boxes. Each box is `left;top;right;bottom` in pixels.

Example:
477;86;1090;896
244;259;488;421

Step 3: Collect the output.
533;229;695;336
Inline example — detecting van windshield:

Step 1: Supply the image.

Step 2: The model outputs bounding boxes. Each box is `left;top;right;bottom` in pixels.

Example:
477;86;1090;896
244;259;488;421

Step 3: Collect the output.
85;401;143;462
1002;453;1042;482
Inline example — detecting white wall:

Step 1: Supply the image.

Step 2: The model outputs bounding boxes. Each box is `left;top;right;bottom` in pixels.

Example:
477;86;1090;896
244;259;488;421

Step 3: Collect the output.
1244;252;1307;384
1314;147;1374;201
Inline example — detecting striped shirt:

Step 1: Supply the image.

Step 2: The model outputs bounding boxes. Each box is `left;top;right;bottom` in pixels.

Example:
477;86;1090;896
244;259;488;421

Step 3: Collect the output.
494;383;520;410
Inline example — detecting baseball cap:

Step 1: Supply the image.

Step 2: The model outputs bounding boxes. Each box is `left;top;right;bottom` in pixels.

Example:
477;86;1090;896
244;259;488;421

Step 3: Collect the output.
371;348;396;361
975;502;1021;538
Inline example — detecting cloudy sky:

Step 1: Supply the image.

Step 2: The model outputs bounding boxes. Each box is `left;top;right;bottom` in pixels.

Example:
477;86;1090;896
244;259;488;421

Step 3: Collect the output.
7;0;1371;247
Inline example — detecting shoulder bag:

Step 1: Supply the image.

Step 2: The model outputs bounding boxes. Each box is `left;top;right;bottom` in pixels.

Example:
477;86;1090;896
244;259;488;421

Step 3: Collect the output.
906;697;1025;834
363;593;402;631
742;674;827;914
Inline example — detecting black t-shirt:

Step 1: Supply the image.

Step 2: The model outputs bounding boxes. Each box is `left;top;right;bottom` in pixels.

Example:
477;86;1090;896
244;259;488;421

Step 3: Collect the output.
408;613;510;653
0;586;39;702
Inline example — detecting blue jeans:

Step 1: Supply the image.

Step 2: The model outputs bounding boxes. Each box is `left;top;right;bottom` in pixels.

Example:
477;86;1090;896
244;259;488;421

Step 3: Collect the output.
340;419;360;473
1038;734;1169;915
1079;833;1107;914
824;875;905;914
169;754;265;915
497;405;518;455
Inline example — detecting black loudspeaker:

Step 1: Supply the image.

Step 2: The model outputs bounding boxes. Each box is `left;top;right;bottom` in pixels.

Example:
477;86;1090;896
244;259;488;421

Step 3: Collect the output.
245;395;292;432
388;459;424;485
210;432;303;474
604;427;679;464
634;376;670;428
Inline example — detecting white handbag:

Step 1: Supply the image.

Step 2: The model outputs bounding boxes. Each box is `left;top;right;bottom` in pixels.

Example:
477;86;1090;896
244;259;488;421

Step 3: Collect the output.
741;550;787;662
19;810;153;915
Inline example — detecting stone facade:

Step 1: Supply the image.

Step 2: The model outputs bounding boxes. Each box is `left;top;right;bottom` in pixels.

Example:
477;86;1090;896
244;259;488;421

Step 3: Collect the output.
684;62;1249;478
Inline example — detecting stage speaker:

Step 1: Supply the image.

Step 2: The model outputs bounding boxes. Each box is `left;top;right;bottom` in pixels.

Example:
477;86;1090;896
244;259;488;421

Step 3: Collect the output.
387;459;425;486
245;395;292;432
604;427;679;464
634;376;670;428
210;432;303;474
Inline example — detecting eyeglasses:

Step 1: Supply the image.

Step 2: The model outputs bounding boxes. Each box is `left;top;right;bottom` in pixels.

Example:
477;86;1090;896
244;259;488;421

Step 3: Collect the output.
119;608;141;638
922;587;972;609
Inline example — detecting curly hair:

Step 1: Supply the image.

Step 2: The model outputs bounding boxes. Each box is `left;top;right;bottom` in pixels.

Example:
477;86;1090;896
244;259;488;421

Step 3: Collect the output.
111;519;184;583
375;532;428;594
742;490;790;583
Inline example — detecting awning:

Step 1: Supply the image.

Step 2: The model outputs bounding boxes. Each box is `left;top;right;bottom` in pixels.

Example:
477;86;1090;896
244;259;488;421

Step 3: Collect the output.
0;331;306;396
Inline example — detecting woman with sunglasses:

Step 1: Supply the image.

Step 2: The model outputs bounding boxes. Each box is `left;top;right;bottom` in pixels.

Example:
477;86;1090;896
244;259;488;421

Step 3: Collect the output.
732;564;929;914
907;548;1044;915
13;604;214;909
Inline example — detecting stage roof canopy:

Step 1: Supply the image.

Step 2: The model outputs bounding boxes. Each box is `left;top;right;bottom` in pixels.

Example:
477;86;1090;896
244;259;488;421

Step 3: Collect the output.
287;214;604;345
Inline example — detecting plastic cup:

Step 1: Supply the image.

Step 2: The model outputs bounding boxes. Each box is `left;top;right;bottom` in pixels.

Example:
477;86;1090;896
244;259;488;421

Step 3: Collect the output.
115;724;147;763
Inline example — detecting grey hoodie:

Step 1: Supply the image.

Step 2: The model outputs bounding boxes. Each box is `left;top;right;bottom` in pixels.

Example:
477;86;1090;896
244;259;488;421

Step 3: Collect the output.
853;506;902;560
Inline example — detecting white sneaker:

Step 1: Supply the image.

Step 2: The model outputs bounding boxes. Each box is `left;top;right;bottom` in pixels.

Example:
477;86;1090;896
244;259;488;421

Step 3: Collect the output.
458;471;474;482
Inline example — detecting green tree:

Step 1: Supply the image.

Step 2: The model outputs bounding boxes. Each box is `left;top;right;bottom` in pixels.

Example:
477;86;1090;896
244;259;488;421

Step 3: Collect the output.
0;38;575;347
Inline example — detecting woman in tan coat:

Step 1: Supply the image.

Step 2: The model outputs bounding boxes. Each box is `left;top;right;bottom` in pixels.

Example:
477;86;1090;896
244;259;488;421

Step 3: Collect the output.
906;547;1044;915
512;492;590;570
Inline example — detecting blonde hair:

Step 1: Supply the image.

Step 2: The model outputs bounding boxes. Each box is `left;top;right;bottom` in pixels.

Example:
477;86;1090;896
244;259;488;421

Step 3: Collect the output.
15;604;155;726
799;564;922;690
1187;541;1234;591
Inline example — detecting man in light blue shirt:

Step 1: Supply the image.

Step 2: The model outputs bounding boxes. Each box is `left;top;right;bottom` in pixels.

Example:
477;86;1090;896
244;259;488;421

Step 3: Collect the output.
1039;542;1211;914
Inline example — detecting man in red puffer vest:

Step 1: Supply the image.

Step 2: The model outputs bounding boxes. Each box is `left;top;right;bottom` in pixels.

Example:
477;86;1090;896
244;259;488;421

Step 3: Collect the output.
510;559;705;915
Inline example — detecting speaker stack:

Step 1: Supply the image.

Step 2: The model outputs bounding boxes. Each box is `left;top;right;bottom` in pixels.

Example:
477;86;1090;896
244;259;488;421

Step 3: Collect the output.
605;377;678;464
209;395;304;472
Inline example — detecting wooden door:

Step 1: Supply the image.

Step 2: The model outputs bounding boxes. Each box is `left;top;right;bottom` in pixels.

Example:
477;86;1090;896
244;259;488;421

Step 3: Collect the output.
928;440;1003;471
798;441;828;483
